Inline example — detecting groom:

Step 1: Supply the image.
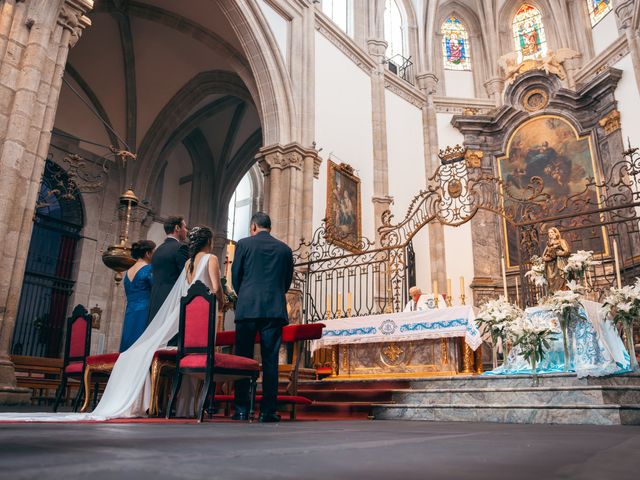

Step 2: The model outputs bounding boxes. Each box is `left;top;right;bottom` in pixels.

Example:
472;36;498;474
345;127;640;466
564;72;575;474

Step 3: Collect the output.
148;216;188;324
232;212;294;423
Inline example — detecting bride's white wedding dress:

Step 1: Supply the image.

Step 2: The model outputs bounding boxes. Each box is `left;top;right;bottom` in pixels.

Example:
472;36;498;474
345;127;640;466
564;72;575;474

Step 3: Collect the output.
0;254;213;422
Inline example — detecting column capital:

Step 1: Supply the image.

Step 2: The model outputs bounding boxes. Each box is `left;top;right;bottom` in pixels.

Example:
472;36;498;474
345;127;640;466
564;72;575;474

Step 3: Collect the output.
371;195;394;207
256;142;321;175
416;73;439;95
484;76;505;96
615;0;635;29
58;0;93;46
367;39;388;63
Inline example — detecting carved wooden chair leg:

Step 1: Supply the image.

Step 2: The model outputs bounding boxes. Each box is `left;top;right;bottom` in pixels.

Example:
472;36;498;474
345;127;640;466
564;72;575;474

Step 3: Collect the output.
80;367;93;413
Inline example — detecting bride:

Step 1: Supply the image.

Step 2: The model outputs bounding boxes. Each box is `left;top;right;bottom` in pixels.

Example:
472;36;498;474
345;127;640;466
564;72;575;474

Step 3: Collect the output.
1;226;226;421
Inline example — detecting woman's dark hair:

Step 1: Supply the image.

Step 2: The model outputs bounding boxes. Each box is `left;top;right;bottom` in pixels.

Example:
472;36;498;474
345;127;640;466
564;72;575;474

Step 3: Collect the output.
131;240;156;260
187;226;213;274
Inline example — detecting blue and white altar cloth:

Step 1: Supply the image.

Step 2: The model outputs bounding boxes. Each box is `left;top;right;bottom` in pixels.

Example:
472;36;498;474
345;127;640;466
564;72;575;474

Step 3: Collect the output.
486;300;632;378
311;306;482;352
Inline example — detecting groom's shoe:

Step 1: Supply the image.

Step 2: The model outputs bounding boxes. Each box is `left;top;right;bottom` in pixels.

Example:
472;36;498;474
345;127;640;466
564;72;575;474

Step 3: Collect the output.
258;412;281;423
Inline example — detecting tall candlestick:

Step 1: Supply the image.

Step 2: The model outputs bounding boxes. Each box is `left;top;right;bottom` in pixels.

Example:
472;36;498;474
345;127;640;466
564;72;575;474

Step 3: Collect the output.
613;240;622;289
459;276;466;305
515;276;520;307
347;292;352;310
433;280;439;308
447;278;452;298
326;295;331;318
501;256;508;299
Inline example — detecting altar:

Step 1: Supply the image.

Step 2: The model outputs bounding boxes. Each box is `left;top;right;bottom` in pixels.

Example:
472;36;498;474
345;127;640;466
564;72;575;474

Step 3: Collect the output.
312;306;484;378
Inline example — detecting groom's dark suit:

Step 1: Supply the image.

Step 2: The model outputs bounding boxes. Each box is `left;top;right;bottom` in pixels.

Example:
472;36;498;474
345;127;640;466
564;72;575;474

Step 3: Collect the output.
232;230;294;416
148;237;188;324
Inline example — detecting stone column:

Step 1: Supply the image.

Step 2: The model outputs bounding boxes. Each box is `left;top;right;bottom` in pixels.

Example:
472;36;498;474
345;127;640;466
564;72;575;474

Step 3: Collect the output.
0;0;92;404
416;72;447;288
616;1;640;95
257;143;320;248
484;77;505;107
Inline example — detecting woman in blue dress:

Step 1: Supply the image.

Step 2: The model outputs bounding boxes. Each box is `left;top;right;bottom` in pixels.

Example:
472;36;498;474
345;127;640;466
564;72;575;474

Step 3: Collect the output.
120;240;156;352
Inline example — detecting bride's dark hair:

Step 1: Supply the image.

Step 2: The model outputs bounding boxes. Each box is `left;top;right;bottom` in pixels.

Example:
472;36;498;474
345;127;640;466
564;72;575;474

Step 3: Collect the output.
187;226;213;275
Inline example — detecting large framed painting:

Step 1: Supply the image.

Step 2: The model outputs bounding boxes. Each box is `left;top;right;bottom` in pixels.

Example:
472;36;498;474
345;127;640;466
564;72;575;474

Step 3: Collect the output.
326;160;362;252
497;115;607;268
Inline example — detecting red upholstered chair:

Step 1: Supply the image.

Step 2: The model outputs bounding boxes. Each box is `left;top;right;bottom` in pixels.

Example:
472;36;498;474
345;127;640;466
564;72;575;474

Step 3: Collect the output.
53;305;92;412
166;280;260;422
80;352;120;412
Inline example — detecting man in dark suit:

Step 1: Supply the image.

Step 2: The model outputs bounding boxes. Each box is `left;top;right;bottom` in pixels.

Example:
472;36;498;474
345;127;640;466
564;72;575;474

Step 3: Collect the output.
232;212;294;423
147;216;189;324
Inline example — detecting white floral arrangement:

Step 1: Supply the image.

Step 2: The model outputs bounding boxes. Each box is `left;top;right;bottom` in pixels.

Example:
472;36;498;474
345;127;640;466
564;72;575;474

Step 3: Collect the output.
507;314;556;378
541;289;583;314
525;255;547;287
476;297;523;346
602;279;640;328
562;250;600;282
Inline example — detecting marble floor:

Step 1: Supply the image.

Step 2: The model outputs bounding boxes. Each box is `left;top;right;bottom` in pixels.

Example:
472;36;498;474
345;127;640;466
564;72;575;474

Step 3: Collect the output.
0;418;638;479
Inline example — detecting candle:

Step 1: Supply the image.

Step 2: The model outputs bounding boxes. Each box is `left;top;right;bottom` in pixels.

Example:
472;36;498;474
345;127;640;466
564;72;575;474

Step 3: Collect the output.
433;280;438;298
459;276;464;294
347;292;353;310
326;295;331;315
447;278;452;300
501;256;508;299
515;276;520;306
613;240;622;289
337;293;342;312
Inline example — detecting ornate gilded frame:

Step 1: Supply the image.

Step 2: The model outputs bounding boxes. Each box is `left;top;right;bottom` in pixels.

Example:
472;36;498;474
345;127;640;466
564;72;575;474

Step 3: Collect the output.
326;160;362;253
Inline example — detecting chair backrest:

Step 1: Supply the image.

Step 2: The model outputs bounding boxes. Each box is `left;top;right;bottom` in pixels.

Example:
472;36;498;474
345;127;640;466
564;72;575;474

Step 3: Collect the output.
178;281;217;362
63;305;92;368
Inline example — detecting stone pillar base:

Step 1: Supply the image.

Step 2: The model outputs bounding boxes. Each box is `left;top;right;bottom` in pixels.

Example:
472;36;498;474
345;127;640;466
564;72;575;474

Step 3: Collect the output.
0;359;30;405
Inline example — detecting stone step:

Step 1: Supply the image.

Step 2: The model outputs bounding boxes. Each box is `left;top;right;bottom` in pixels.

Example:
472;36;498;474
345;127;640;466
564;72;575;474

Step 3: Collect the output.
408;373;640;389
371;403;640;425
391;386;640;406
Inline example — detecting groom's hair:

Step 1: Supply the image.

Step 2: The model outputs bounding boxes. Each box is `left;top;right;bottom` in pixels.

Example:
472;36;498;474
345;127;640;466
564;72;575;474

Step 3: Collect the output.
250;212;271;230
164;216;184;234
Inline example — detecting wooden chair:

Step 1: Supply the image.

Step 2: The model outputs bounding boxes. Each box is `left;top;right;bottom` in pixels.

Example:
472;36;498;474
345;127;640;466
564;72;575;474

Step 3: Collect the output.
166;281;259;422
53;305;91;412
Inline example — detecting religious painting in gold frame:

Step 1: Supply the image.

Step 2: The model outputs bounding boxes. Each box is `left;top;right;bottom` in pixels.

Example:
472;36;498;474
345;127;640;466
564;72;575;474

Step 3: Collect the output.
326;160;362;253
497;115;608;268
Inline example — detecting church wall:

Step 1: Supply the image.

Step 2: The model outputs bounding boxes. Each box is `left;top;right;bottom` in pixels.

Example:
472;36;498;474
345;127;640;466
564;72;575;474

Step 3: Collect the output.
436;112;474;303
592;11;619;56
313;32;376;240
384;88;431;291
614;54;640;149
159;143;192;222
443;70;475;99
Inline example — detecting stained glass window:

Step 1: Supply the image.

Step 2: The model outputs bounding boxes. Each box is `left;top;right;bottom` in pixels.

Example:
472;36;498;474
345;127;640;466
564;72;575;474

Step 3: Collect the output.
588;0;613;26
441;16;471;71
512;4;547;62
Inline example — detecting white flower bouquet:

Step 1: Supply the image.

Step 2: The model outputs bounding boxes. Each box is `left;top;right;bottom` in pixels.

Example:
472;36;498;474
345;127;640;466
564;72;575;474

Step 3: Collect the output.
525;255;547;287
541;289;585;371
562;250;600;282
507;314;556;385
602;279;640;370
476;297;523;368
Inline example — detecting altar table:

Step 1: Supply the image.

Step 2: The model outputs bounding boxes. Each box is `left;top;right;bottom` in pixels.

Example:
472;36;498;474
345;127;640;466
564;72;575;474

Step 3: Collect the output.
312;306;483;378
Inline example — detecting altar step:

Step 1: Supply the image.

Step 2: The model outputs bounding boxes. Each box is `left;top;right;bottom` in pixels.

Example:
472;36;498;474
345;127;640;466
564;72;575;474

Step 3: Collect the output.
371;373;640;425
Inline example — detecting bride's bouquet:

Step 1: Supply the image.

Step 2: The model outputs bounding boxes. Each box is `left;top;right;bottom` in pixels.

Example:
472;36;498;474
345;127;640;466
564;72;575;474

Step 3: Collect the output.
562;250;600;282
525;255;547;287
476;297;523;368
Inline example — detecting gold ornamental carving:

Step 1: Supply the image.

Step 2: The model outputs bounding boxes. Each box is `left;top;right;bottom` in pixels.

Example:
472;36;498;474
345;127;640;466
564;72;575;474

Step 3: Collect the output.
599;110;621;135
498;49;580;85
440;338;449;365
464;150;483;169
381;342;404;366
522;88;549;112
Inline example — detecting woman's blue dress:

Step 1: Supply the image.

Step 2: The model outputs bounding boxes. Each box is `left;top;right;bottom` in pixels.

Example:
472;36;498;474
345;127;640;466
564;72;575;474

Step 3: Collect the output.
120;264;153;352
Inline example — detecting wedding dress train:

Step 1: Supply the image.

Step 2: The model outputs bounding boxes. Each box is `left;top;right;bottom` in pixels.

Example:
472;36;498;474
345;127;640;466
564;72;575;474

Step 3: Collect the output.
0;254;213;422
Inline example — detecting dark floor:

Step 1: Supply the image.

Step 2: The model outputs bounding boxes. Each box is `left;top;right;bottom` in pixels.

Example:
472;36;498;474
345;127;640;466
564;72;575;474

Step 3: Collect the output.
0;419;639;480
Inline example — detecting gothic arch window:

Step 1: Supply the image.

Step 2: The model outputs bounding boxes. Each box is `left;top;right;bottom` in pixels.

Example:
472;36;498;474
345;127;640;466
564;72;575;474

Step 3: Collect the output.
227;171;255;242
321;0;354;37
512;4;547;62
588;0;613;27
441;16;471;71
384;0;407;61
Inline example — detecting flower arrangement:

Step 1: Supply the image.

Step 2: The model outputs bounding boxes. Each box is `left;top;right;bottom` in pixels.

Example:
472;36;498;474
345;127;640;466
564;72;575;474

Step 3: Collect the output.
603;279;640;370
476;297;523;368
541;289;585;371
525;255;547;287
507;315;556;385
562;250;600;282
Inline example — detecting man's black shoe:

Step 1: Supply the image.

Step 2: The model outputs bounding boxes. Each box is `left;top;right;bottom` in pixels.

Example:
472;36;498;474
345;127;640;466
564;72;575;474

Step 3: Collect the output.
231;412;248;421
258;413;281;423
